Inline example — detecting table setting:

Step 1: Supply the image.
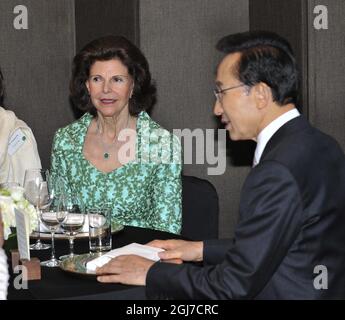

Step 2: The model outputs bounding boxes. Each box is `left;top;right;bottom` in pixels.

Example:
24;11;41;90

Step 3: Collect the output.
2;169;184;299
7;225;182;300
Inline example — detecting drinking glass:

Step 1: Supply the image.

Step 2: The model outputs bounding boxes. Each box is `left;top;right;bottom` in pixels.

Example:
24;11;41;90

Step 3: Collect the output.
23;169;51;250
59;194;85;260
39;184;66;267
0;182;20;189
88;207;112;252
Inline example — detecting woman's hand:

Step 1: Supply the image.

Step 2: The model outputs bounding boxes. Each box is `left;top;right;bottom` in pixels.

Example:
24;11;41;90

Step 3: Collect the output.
147;239;204;263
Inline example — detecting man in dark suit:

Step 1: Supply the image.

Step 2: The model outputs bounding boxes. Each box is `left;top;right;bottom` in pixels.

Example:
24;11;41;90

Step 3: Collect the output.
96;31;345;299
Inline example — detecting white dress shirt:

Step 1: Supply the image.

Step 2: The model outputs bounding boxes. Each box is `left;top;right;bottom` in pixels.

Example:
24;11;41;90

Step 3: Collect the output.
253;108;300;167
0;248;8;300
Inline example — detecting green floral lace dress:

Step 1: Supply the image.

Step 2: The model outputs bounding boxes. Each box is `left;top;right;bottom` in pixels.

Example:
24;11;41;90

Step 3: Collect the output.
50;111;182;234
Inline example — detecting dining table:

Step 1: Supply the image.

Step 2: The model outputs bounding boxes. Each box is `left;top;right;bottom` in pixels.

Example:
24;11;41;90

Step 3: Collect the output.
6;226;184;300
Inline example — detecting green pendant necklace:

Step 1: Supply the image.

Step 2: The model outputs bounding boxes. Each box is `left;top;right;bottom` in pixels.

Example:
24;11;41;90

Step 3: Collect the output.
103;152;110;159
97;116;130;160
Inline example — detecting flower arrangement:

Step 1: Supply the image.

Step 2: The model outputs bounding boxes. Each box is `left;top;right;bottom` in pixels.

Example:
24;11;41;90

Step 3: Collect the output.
0;186;37;240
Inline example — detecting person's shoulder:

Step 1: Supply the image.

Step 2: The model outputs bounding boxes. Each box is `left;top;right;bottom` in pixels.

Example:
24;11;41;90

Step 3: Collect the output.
280;119;341;161
138;112;181;162
55;113;90;136
308;123;342;150
139;111;163;131
260;117;345;189
0;106;35;136
0;106;13;117
0;106;13;115
0;106;19;125
53;113;91;148
139;111;180;142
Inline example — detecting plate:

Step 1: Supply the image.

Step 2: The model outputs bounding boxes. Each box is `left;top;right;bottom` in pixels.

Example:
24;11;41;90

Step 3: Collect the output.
59;253;103;277
30;222;124;240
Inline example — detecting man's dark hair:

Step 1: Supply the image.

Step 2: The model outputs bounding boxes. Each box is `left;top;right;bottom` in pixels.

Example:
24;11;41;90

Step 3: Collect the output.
0;67;4;106
216;31;299;106
70;35;156;116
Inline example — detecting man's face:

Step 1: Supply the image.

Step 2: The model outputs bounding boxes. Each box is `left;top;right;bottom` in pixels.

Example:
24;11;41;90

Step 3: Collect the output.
213;53;261;141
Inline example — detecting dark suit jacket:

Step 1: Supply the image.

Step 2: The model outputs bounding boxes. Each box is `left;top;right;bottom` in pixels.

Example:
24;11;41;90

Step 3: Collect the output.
146;116;345;299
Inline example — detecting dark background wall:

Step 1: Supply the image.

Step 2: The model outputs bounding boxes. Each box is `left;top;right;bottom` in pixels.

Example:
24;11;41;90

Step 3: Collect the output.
250;0;309;114
75;0;139;51
0;0;344;238
139;0;250;239
0;0;75;170
250;0;345;151
306;0;345;150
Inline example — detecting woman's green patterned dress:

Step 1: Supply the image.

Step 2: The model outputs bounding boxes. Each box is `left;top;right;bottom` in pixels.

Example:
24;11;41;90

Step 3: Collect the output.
50;111;182;234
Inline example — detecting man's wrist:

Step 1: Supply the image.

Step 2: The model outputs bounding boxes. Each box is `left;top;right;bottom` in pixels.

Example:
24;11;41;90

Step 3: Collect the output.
195;241;204;262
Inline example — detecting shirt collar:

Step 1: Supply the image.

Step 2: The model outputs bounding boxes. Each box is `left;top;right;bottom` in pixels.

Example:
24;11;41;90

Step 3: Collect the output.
253;108;300;166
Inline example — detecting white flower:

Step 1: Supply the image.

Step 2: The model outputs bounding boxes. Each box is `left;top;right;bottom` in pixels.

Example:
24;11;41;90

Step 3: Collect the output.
11;188;24;202
0;187;38;240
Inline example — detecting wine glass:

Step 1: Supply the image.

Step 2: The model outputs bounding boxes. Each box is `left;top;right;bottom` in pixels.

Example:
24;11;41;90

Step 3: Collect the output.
59;194;85;260
0;182;20;189
23;169;51;250
39;183;66;267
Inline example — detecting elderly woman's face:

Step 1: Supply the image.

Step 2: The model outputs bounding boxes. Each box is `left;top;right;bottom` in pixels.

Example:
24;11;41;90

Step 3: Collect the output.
86;59;133;117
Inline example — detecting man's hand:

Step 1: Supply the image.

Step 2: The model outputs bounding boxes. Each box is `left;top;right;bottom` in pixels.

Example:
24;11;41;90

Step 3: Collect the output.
96;255;156;286
148;239;204;262
0;213;4;248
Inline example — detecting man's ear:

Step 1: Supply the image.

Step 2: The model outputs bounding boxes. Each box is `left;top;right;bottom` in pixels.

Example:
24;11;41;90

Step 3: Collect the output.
253;82;272;110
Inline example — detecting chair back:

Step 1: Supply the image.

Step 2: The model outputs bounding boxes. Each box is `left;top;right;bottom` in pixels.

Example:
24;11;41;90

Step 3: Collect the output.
181;175;219;240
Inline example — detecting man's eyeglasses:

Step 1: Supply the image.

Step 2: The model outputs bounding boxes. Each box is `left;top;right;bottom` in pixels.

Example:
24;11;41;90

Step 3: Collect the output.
213;84;246;101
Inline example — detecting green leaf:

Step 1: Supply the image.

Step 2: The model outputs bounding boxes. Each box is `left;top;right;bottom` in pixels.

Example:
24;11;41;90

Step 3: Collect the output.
0;189;11;196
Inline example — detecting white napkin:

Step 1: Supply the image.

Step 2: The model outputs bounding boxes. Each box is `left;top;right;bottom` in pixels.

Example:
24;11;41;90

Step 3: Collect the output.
86;243;164;272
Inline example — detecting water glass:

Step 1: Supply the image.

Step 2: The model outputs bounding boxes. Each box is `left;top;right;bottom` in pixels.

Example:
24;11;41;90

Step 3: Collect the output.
23;168;51;250
39;180;66;267
0;182;20;189
40;207;65;267
88;208;112;252
59;195;85;260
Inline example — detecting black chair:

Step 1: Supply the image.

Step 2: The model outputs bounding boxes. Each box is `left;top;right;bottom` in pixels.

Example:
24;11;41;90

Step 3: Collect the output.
181;175;219;240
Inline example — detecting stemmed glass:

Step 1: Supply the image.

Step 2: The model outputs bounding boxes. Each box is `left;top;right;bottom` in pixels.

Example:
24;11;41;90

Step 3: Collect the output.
59;194;85;260
39;181;66;267
23;169;51;250
0;182;20;189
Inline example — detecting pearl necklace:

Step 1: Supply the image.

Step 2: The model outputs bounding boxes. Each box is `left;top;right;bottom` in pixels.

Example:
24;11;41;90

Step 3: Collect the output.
97;116;130;160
